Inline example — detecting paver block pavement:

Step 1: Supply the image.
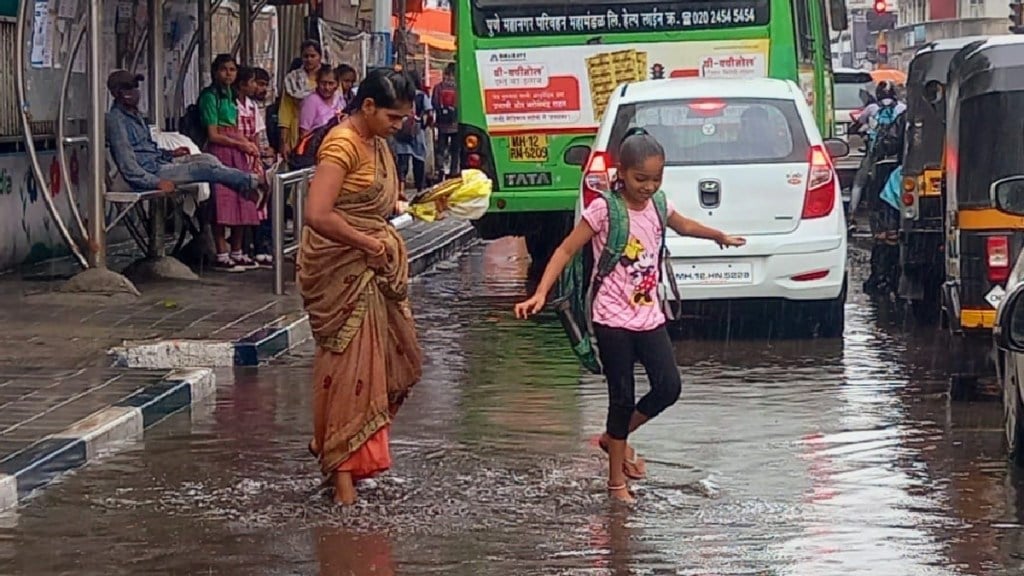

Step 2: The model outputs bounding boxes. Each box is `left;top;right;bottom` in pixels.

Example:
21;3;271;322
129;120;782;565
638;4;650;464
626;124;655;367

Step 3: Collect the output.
0;218;478;508
0;366;214;509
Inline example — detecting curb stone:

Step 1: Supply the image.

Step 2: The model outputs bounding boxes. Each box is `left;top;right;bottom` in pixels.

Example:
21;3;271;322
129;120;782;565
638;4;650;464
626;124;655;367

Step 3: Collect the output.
0;368;214;510
110;221;479;369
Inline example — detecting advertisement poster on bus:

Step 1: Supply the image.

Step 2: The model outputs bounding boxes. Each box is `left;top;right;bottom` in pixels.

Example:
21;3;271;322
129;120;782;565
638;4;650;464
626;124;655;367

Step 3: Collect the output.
476;39;769;133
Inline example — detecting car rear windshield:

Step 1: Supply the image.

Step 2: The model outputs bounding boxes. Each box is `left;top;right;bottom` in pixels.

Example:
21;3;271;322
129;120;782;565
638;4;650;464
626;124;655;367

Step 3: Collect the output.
607;97;810;166
834;80;874;110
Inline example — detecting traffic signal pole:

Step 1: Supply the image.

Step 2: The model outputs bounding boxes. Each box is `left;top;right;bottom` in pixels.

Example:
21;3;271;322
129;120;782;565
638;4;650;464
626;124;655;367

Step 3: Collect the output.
1012;1;1024;34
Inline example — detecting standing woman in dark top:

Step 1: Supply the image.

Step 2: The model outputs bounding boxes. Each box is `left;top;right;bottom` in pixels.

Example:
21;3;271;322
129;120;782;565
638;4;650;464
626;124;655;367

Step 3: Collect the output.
199;53;262;271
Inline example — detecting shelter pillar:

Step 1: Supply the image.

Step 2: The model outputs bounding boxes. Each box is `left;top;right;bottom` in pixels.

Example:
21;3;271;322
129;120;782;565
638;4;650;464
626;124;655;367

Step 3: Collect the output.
62;0;140;295
147;0;165;127
239;0;253;64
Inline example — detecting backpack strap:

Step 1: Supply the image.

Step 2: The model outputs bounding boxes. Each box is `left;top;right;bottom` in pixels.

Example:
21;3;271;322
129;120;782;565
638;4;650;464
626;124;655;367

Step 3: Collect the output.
583;191;628;363
592;191;629;294
652;190;682;318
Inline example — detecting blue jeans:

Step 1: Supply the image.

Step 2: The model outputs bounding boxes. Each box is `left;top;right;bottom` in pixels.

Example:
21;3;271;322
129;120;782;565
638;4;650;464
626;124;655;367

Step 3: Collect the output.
157;153;255;191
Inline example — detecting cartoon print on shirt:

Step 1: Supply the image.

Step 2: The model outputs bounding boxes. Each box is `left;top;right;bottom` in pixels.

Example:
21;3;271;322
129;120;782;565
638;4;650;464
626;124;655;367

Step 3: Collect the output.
620;236;658;306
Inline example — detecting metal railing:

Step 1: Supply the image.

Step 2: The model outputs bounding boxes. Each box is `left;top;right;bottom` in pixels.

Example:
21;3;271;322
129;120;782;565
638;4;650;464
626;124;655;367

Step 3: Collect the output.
269;168;416;295
271;167;314;295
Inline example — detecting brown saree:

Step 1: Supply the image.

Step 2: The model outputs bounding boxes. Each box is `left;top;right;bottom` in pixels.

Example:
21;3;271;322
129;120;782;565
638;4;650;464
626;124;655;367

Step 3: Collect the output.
297;126;423;479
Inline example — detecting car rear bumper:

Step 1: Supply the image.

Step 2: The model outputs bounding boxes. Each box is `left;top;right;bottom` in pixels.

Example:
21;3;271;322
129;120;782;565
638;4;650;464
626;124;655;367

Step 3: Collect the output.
665;234;847;302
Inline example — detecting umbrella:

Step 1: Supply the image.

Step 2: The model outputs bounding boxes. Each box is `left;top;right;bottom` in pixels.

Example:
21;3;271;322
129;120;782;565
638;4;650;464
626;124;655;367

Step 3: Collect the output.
406;169;493;222
871;68;906;85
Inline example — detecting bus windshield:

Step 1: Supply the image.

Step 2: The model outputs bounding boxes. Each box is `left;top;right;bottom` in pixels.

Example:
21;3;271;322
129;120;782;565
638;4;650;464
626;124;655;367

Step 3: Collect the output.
471;0;770;37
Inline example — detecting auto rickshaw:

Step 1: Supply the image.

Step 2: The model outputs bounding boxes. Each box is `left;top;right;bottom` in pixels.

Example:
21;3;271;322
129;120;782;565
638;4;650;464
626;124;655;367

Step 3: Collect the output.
897;37;988;322
942;35;1024;393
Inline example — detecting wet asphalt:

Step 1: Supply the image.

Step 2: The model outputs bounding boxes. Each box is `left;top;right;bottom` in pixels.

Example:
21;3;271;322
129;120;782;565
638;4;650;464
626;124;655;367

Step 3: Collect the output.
0;239;1021;576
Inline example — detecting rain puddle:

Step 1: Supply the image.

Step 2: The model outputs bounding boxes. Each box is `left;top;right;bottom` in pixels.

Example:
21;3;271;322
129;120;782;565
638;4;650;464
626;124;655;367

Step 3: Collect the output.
0;239;1022;575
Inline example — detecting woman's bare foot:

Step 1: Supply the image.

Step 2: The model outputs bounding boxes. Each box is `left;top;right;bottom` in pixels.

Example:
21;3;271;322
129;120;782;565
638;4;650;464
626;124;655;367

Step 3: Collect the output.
333;471;357;506
599;433;647;479
607;483;636;504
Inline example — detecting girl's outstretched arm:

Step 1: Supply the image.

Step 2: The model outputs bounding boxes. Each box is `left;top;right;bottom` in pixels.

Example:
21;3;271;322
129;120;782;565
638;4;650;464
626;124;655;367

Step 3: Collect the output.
667;212;746;248
514;219;597;318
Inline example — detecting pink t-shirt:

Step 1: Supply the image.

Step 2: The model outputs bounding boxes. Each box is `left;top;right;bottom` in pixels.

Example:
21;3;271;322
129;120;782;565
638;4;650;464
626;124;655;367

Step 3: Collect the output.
581;196;676;332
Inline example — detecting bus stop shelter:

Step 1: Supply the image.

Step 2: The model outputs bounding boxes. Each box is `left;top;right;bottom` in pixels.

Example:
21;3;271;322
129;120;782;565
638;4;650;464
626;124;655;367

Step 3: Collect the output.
12;0;290;294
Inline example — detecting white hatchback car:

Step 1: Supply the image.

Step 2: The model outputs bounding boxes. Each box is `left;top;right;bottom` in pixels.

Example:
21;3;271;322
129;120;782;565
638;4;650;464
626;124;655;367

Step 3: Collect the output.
571;78;850;337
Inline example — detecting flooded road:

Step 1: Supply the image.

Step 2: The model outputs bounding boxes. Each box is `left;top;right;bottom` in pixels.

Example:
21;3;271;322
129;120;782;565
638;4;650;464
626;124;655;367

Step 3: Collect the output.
1;239;1023;575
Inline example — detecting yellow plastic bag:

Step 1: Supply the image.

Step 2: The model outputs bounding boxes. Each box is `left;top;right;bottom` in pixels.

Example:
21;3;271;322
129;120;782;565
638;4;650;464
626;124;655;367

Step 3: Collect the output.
407;170;493;222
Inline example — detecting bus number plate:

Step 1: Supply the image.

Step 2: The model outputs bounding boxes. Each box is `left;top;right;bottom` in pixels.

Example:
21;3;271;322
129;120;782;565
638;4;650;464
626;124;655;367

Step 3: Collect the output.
508;135;548;162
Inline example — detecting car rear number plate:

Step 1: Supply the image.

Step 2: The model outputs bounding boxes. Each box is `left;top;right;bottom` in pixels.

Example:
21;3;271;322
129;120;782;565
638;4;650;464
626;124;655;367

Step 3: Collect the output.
673;262;753;286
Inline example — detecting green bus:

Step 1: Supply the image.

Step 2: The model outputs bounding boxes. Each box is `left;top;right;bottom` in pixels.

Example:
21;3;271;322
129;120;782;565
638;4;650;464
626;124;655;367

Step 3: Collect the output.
453;0;848;269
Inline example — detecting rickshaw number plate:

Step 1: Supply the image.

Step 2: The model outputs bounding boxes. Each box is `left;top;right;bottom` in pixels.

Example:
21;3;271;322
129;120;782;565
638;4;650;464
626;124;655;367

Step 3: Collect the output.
986;285;1006;309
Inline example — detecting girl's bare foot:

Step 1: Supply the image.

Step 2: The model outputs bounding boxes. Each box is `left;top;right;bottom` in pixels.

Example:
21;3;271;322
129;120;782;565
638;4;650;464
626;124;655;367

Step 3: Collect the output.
333;471;356;506
607;483;636;504
598;433;647;479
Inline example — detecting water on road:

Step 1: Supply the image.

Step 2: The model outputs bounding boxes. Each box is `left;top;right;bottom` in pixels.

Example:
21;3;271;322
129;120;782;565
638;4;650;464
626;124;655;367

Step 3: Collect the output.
0;239;1022;575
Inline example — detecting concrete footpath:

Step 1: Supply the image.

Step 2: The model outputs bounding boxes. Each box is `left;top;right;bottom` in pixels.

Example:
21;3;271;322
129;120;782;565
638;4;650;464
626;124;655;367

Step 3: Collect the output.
0;218;478;510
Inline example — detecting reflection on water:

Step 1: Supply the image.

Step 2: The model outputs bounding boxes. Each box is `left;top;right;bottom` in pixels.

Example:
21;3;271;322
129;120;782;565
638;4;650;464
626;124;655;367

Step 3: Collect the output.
0;239;1022;575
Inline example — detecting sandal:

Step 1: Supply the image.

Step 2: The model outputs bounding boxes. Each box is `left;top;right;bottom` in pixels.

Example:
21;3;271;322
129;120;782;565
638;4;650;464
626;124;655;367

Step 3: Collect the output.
594;435;647;480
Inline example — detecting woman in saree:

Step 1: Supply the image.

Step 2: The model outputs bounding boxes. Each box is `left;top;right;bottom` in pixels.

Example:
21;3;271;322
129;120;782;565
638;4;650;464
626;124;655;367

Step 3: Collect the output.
299;68;424;506
278;40;323;162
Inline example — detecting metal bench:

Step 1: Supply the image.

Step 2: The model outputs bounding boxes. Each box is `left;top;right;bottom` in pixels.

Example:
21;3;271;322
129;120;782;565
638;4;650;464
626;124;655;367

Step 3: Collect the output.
104;150;204;259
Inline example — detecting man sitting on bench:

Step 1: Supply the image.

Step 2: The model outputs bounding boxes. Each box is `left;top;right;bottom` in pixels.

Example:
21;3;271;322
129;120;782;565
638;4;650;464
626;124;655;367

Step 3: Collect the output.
105;70;262;195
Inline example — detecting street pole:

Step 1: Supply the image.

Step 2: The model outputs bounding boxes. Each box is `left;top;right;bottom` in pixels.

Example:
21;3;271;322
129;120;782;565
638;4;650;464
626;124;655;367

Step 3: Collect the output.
88;0;107;269
239;0;252;64
147;0;165;127
198;0;212;87
396;0;407;69
1012;1;1024;33
371;0;392;66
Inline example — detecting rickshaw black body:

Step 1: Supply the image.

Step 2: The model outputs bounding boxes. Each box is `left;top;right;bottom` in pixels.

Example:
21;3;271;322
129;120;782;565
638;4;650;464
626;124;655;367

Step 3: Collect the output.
898;37;987;320
941;36;1024;391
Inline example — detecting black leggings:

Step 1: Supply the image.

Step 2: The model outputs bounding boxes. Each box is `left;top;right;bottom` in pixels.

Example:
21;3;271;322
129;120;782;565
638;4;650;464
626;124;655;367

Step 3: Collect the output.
594;324;682;440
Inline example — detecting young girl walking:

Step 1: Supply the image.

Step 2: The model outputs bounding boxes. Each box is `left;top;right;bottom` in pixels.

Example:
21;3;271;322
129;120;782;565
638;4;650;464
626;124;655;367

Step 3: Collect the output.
514;131;746;503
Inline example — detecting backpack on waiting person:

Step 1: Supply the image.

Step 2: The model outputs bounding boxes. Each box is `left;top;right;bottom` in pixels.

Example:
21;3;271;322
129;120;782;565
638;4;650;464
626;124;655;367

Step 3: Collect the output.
435;83;457;126
289;115;343;170
179;104;208;150
550;189;679;374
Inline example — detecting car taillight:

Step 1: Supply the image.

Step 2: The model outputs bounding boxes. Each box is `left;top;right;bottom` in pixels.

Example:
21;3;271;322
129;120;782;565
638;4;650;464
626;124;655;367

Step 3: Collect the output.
791;270;829;282
801;145;836;220
987;236;1010;283
582;151;612;208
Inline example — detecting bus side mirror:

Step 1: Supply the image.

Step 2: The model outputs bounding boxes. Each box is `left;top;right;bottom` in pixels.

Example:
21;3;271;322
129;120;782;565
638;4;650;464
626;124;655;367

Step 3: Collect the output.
829;0;849;32
991;176;1024;216
565;145;591;167
995;286;1024;353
